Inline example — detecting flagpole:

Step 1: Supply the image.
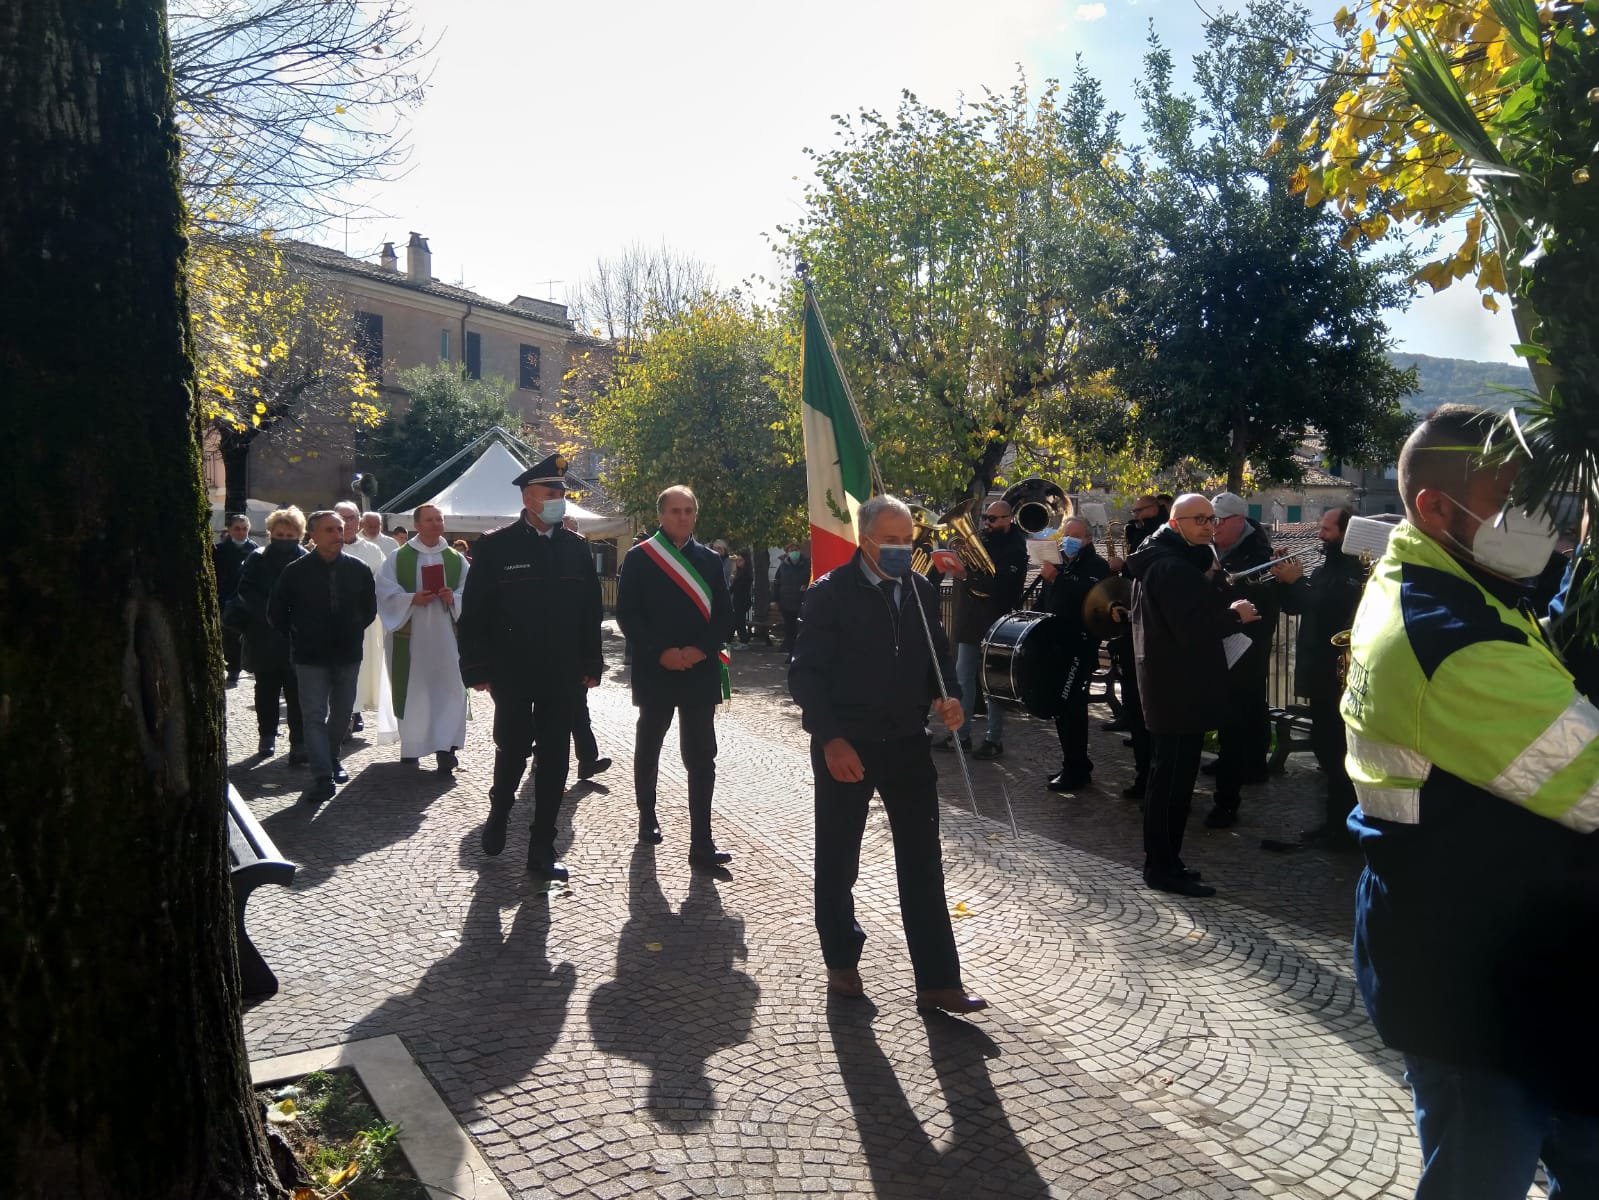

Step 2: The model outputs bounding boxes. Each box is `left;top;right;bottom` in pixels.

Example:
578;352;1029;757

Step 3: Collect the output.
801;266;997;831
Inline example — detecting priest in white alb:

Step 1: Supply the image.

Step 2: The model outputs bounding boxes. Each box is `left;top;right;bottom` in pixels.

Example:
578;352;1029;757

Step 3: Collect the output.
375;503;469;772
335;500;392;738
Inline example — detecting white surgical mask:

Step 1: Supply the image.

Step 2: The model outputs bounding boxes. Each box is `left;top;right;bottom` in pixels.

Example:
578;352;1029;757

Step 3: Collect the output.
1440;494;1558;580
538;498;567;525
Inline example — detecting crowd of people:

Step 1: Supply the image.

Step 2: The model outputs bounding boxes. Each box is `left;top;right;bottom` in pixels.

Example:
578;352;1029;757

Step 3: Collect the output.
220;403;1598;1193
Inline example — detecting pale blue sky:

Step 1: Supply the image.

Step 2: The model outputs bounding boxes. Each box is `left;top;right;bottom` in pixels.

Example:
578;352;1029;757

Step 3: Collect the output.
326;0;1518;364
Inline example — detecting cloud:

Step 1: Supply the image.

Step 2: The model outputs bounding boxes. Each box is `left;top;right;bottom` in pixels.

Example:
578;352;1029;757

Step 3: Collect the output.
1074;2;1107;19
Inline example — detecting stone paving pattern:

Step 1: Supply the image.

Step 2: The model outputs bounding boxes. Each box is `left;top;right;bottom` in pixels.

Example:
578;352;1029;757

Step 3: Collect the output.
236;629;1460;1198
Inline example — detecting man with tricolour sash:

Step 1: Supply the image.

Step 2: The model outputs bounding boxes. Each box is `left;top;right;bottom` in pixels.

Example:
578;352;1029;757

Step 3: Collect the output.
617;484;736;868
375;504;468;774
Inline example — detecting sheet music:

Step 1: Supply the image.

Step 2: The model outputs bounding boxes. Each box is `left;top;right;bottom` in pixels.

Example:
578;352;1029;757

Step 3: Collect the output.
1223;632;1252;670
1343;516;1395;561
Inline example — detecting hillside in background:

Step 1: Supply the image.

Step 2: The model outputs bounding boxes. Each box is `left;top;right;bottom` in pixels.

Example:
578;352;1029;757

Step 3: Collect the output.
1390;352;1533;414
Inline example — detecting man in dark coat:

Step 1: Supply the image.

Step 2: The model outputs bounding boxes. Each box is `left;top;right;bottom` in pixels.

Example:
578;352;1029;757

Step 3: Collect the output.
1204;491;1282;827
774;540;810;660
934;499;1028;757
214;512;257;685
268;509;377;806
1126;494;1260;897
1272;507;1367;850
237;507;306;760
1038;516;1110;791
1105;495;1169;797
789;495;987;1015
616;485;735;867
457;453;604;882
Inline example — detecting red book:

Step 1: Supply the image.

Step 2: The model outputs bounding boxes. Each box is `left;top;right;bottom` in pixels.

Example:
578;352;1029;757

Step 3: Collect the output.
420;563;446;594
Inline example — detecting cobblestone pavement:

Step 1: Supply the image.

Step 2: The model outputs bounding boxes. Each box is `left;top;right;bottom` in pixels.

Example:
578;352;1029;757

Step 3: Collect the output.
236;630;1440;1199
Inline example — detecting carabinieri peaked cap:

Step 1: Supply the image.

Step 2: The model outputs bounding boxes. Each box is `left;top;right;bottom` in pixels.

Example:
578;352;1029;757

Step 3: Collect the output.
512;452;569;489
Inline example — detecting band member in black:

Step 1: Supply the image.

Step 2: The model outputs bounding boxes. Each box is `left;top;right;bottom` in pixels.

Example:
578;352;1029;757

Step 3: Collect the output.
616;485;735;867
1038;517;1110;791
457;453;603;882
1106;495;1168;797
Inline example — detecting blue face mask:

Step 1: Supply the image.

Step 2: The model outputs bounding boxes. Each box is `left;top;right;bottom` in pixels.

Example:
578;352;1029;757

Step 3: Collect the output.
874;543;914;578
538;498;567;525
1059;535;1084;558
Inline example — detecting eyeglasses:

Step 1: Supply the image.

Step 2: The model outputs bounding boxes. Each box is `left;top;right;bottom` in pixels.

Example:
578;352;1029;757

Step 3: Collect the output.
981;515;1008;523
1175;514;1217;526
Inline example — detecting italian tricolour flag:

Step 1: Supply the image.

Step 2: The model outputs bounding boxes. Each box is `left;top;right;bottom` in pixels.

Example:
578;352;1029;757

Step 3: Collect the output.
801;288;873;580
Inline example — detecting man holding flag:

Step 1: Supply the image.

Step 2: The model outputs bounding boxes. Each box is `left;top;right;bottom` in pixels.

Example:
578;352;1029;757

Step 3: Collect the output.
617;485;736;868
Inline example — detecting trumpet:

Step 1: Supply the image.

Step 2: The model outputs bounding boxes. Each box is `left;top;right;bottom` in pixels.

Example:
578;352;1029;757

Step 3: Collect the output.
1222;544;1322;585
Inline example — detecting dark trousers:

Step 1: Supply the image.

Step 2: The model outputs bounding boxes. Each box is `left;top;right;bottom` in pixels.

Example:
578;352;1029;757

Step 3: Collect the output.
782;610;800;657
1307;677;1355;833
253;668;303;746
222;625;243;679
572;693;600;765
635;702;718;848
1114;638;1149;780
813;734;961;991
490;682;578;852
296;661;359;781
1144;731;1205;879
1054;696;1092;775
1213;672;1270;810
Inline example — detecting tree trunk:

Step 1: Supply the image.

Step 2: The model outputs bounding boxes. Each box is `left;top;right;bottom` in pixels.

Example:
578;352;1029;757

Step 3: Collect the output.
0;4;285;1197
1227;418;1248;495
220;429;255;514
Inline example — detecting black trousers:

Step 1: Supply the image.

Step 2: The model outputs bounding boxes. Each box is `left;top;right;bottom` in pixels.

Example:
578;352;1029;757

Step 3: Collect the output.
782;610;800;656
813;734;961;991
1213;669;1270;809
1144;731;1205;879
253;668;303;745
635;702;718;848
1307;676;1355;833
222;625;243;678
1114;638;1150;780
572;692;599;765
1053;651;1094;775
489;682;578;852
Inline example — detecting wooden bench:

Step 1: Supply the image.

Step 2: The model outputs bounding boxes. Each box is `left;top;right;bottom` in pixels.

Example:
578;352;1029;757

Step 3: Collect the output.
227;784;295;999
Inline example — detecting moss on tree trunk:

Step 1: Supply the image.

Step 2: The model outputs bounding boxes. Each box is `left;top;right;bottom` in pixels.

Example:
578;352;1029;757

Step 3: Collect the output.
0;2;284;1196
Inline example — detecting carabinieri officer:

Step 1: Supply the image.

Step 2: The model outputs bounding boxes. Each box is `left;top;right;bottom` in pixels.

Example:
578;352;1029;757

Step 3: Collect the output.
457;452;604;881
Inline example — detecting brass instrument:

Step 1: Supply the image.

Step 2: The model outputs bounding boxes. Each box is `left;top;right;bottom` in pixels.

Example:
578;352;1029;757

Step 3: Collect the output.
1332;629;1354;688
1002;477;1074;538
1104;520;1126;562
908;503;943;577
1082;576;1134;640
1223;544;1324;586
937;497;998;594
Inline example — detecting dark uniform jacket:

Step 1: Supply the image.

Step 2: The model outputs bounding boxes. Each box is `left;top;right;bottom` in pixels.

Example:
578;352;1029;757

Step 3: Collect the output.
268;549;377;667
1126;525;1248;734
213;536;257;601
1213;519;1280;681
457;516;603;692
789;552;958;745
775;553;810;614
1041;544;1111;685
617;533;734;708
949;524;1028;645
237;541;303;674
1278;544;1367;698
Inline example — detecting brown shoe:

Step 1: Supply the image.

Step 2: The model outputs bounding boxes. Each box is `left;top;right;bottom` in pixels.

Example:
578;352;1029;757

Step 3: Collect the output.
916;987;990;1014
826;968;865;997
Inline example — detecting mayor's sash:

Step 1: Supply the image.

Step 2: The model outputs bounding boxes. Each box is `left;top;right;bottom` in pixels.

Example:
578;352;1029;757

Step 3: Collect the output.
640;531;731;702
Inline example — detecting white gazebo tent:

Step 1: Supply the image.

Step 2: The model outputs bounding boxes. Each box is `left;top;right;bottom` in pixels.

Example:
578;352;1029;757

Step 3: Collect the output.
421;441;630;538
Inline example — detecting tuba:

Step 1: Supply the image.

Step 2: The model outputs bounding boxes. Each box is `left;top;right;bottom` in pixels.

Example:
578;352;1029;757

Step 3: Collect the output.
1002;478;1073;539
937;497;998;595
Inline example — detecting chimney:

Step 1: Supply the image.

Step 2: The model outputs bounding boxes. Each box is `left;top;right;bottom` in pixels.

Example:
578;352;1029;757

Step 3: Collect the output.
406;232;431;282
379;241;398;272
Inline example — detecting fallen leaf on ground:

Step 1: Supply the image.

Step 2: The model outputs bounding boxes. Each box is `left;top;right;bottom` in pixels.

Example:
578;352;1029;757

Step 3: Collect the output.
645;941;663;952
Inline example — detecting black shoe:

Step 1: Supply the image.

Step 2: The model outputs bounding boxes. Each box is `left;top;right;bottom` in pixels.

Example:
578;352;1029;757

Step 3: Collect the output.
638;812;663;845
436;750;458;773
1178;866;1203;881
1122;737;1134;747
1203;804;1238;829
689;845;732;868
971;741;1003;761
527;846;569;882
227;672;242;687
332;763;349;785
288;745;308;766
257;738;276;758
301;779;336;807
1145;872;1217;898
350;712;365;733
1047;771;1091;793
481;807;511;856
1122;777;1147;800
578;756;611;780
1100;718;1129;733
401;756;420;765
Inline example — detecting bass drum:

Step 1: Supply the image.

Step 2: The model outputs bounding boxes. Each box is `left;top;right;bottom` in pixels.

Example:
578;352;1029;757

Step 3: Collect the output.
979;611;1065;718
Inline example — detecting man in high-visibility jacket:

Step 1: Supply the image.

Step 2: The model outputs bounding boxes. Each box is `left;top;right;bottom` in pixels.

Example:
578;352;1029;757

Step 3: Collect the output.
1342;404;1599;1198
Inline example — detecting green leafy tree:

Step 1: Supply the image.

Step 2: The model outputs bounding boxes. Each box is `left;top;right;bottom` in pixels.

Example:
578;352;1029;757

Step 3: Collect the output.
566;292;805;548
362;362;522;503
2;0;284;1192
779;71;1125;506
1086;4;1416;495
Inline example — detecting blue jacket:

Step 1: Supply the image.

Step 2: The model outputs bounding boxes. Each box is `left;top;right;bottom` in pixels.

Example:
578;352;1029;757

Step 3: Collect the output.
788;552;958;745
